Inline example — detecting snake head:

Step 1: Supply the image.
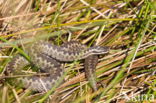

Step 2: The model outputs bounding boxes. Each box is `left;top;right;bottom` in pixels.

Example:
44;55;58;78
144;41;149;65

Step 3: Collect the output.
90;46;110;55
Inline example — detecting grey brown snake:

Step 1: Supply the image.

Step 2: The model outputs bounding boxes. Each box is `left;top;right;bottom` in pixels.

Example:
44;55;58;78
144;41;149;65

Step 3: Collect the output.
5;41;109;92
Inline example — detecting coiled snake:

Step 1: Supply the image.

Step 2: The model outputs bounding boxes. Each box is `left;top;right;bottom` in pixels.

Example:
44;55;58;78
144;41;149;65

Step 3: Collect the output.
5;41;109;92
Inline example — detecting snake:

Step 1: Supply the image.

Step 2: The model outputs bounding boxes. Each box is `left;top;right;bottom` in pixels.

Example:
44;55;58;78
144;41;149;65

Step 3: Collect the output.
5;41;109;92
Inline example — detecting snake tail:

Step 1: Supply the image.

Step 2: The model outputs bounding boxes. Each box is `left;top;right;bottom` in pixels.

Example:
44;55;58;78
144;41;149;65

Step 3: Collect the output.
85;55;99;91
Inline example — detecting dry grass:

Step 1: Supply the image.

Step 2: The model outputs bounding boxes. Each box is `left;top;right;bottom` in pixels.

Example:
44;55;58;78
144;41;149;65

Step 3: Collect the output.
0;0;156;103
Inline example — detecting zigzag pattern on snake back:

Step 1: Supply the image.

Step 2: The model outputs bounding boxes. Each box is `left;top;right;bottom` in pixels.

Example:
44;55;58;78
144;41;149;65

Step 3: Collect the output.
5;41;109;92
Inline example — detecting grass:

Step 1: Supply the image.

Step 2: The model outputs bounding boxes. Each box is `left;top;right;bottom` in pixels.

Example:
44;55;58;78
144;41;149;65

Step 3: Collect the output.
0;0;156;103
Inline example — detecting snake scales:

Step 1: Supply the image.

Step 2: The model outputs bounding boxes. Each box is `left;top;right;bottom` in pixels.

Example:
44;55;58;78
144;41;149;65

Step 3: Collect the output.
5;41;109;92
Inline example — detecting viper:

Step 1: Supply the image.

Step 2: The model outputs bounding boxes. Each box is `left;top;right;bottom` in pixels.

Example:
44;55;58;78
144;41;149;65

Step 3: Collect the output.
5;41;109;92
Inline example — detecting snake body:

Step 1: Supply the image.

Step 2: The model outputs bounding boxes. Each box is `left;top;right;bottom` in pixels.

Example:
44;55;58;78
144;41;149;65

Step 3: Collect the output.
6;41;109;92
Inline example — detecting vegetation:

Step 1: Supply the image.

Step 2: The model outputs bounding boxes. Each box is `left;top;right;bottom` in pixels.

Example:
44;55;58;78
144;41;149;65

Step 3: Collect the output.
0;0;156;103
